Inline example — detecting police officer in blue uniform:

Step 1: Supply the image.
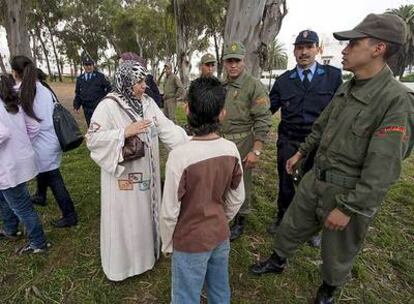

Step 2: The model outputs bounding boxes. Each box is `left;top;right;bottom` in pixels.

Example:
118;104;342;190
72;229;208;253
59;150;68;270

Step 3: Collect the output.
268;30;342;245
73;56;111;126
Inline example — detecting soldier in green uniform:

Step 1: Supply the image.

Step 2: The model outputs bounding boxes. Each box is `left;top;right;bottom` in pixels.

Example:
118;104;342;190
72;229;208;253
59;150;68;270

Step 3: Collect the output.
163;63;184;123
183;54;217;104
220;42;272;241
250;14;414;304
199;53;217;78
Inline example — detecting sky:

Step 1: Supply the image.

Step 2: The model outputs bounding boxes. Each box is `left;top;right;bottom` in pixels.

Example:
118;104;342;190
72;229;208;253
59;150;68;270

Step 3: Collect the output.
1;0;413;70
277;0;413;47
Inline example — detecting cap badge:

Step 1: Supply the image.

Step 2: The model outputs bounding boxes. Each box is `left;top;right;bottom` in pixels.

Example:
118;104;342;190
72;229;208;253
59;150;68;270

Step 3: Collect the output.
231;44;237;51
303;31;309;38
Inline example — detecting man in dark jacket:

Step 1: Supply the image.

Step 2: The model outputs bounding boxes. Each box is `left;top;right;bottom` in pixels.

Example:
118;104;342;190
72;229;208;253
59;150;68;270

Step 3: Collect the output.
73;56;111;126
268;30;342;248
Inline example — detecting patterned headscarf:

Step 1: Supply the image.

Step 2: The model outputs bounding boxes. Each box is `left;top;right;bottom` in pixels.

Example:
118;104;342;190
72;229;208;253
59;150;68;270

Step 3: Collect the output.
113;60;147;117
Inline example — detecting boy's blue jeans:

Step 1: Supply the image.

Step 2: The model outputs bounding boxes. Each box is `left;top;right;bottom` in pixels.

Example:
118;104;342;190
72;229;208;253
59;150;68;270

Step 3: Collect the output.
0;182;47;248
172;239;231;304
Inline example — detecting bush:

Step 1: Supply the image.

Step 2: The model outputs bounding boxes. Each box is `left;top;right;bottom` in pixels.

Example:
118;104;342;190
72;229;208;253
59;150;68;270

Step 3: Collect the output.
400;73;414;82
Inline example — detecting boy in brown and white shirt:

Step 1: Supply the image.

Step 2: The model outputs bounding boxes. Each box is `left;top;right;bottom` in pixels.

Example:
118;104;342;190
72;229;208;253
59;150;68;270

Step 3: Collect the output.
160;77;245;304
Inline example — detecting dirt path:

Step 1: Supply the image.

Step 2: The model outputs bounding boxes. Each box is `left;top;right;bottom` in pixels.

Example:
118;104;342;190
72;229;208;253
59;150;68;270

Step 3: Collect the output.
49;82;87;129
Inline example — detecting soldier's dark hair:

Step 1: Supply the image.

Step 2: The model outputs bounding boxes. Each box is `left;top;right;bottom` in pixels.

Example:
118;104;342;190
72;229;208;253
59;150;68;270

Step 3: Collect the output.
10;55;41;122
368;38;401;60
187;77;226;136
0;74;19;114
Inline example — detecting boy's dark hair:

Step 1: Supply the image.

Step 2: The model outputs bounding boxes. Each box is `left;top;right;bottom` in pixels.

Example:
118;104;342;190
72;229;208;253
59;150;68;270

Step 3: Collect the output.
187;77;226;136
0;74;19;114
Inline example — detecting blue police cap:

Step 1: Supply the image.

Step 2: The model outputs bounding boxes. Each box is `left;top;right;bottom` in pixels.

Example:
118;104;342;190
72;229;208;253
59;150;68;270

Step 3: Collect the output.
82;56;95;65
294;30;319;45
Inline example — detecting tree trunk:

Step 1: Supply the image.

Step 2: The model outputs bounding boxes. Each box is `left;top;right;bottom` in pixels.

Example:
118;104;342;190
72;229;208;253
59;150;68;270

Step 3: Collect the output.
173;0;190;88
224;0;287;78
72;60;78;82
152;60;160;82
47;26;62;82
4;0;32;59
35;29;52;77
213;32;224;78
31;32;37;66
268;69;272;91
135;33;144;57
0;51;7;74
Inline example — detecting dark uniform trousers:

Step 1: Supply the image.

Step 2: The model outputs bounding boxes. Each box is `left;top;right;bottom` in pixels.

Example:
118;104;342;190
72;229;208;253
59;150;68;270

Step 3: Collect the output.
83;106;95;127
276;138;301;217
277;136;316;218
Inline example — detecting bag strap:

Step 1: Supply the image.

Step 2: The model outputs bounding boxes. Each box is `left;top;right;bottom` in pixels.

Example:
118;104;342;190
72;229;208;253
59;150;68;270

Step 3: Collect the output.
105;95;137;123
41;81;60;104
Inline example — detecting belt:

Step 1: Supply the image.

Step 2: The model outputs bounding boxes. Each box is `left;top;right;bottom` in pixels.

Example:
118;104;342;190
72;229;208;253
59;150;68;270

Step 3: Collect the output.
222;131;252;141
314;167;359;189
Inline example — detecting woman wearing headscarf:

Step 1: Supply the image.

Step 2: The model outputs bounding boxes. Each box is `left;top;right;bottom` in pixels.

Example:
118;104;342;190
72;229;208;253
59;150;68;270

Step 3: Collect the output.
86;60;188;281
119;52;162;107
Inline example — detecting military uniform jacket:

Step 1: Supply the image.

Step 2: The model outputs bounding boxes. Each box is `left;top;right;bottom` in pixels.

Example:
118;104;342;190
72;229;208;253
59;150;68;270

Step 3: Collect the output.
163;74;184;100
299;66;414;218
221;71;272;143
73;71;111;110
270;63;342;141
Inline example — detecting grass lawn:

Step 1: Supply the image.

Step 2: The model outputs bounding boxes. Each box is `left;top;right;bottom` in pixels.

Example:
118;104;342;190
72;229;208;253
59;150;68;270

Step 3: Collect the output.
0;83;413;303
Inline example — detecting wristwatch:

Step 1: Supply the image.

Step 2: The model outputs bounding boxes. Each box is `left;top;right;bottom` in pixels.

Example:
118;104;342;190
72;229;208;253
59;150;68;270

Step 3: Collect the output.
253;150;261;156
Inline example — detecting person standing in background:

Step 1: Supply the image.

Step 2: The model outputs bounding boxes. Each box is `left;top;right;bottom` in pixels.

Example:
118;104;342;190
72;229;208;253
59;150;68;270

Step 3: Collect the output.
73;56;111;126
162;63;184;123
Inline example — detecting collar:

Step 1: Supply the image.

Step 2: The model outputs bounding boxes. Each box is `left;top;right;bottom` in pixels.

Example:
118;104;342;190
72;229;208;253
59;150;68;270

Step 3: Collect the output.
289;62;325;79
335;65;393;105
225;70;248;88
296;62;317;78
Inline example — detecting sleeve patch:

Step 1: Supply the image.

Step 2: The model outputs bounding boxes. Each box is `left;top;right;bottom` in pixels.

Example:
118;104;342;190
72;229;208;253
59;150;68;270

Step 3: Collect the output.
374;126;407;138
254;96;269;106
87;122;101;134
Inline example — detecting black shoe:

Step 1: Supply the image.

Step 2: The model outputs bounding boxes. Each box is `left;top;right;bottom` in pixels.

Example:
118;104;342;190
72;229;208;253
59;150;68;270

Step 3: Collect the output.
249;252;286;275
230;215;245;241
308;235;321;248
267;216;283;234
314;282;337;304
51;216;78;228
31;195;47;206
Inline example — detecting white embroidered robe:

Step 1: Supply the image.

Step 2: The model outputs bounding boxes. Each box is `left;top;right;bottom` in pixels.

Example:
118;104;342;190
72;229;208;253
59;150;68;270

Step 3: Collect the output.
86;93;188;281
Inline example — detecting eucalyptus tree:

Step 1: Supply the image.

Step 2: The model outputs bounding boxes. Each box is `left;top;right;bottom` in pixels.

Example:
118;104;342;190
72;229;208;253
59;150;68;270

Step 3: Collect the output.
224;0;287;77
1;0;32;59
